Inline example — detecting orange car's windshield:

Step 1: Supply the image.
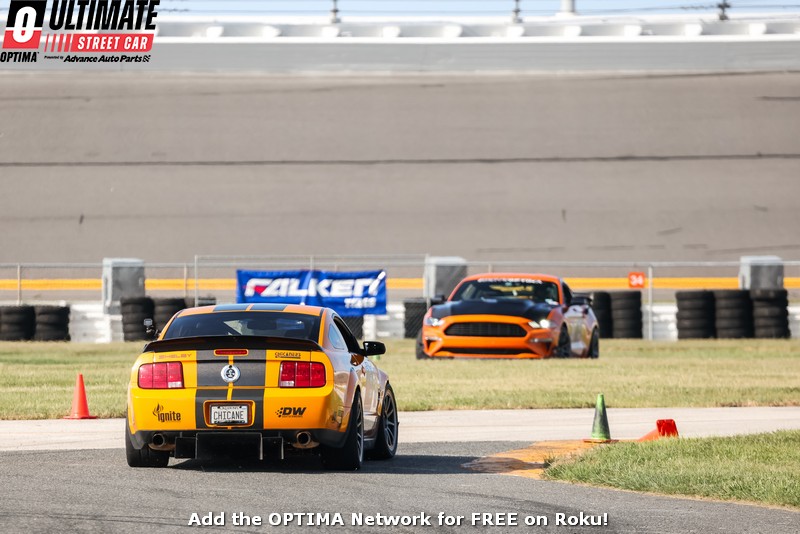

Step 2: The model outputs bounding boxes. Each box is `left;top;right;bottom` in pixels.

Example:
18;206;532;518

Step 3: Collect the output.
451;279;560;304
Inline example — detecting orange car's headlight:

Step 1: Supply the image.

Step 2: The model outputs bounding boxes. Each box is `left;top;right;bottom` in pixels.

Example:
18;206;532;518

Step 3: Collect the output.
528;319;552;329
424;317;446;327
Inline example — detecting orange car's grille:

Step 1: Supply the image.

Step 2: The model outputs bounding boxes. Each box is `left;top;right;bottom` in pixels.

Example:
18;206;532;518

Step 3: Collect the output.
446;348;534;355
445;322;526;337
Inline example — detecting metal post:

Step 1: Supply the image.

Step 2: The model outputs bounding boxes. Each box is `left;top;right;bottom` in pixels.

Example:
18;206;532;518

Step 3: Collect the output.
718;1;730;21
422;254;429;302
559;0;576;16
193;255;199;307
330;0;340;23
511;0;521;23
16;264;22;305
183;263;188;299
647;265;654;341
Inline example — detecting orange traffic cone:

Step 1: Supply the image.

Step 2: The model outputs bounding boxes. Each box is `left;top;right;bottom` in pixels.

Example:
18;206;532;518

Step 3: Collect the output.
638;419;679;442
64;374;98;420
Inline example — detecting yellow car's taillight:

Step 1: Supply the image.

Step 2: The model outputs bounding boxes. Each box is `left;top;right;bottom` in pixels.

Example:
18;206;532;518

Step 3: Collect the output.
138;362;184;389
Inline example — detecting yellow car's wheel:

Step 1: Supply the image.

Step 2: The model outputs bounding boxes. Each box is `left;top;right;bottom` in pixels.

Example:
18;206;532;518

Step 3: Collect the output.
368;385;398;460
125;417;169;468
321;394;364;471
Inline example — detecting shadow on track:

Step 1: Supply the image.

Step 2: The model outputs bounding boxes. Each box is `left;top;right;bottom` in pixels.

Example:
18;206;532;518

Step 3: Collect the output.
170;453;476;475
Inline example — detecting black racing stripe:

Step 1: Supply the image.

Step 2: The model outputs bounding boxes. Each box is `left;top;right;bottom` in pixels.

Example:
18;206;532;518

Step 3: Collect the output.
195;350;266;387
248;304;288;311
194;388;229;429
230;389;265;430
213;304;250;312
196;350;226;387
232;360;267;387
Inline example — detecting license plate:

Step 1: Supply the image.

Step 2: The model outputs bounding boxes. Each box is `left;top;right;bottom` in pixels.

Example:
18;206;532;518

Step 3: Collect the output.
209;404;249;425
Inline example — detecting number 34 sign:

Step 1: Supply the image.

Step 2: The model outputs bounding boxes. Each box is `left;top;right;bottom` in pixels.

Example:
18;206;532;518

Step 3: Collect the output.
628;272;647;289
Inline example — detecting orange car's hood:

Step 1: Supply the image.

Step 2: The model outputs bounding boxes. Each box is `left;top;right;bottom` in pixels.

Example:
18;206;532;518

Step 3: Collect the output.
431;300;556;321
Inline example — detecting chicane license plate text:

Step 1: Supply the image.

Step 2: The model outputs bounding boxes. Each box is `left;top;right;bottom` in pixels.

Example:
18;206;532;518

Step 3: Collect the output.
210;404;249;425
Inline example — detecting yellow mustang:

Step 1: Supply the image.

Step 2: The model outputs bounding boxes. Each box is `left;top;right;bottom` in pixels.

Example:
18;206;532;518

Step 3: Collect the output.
125;304;397;470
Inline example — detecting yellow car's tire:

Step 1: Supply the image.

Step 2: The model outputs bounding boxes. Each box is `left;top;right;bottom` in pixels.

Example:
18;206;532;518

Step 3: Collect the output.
321;394;364;471
367;385;398;460
125;418;169;468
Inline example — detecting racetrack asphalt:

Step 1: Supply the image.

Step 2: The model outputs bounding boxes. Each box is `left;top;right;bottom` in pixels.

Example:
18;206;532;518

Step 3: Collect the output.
3;407;797;533
1;72;799;264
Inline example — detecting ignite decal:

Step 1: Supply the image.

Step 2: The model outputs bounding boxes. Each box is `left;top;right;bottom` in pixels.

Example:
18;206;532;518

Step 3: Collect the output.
152;403;181;422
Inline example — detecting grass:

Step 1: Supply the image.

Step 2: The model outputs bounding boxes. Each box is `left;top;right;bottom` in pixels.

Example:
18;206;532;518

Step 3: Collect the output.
0;343;135;419
381;338;800;411
0;339;799;419
544;430;800;509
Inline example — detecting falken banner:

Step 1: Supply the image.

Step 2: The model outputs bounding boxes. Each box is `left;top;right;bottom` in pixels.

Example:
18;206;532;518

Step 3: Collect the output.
237;270;387;317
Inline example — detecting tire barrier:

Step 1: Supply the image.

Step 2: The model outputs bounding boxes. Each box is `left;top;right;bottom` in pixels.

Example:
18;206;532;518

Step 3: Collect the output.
675;290;715;339
343;316;364;340
713;290;754;339
184;295;217;307
751;288;791;339
609;291;643;339
590;291;613;339
153;298;188;332
33;305;71;341
403;298;428;339
121;297;155;342
0;305;36;341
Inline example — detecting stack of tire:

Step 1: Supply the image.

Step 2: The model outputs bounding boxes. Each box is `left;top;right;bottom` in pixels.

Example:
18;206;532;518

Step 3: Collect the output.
33;306;71;341
121;297;154;342
590;292;614;339
714;290;754;339
0;306;36;341
403;298;428;339
185;296;217;308
609;291;643;339
751;289;791;339
152;298;187;332
675;291;715;339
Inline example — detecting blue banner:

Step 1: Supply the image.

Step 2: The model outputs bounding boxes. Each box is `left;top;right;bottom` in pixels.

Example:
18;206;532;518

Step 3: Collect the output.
236;269;387;317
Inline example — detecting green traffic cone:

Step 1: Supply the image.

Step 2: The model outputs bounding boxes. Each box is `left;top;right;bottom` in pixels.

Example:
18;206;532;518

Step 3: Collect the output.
590;393;611;441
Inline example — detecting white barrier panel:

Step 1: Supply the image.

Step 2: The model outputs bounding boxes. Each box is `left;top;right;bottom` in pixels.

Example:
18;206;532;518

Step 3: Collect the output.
2;15;800;72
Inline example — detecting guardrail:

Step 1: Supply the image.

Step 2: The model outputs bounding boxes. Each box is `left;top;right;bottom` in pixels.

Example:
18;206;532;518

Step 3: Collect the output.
2;258;798;342
2;258;799;304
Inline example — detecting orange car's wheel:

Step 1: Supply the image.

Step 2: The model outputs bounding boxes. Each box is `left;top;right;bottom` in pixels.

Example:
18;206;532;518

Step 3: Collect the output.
553;326;571;358
321;394;364;471
415;332;430;360
588;329;600;359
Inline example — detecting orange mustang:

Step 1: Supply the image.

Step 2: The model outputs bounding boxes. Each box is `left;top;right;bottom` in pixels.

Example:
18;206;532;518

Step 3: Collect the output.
418;273;599;359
